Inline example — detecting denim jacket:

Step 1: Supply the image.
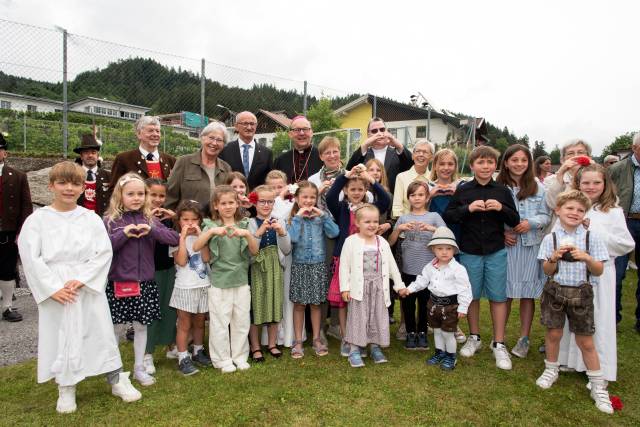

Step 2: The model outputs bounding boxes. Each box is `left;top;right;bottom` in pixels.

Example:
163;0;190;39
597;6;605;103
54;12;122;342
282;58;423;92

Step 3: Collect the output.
508;184;550;246
287;213;339;264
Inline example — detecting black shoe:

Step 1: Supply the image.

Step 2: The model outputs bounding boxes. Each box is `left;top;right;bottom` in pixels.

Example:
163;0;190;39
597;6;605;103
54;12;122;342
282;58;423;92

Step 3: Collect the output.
250;349;265;363
192;349;212;367
178;356;200;376
416;332;429;350
2;308;23;322
405;332;417;350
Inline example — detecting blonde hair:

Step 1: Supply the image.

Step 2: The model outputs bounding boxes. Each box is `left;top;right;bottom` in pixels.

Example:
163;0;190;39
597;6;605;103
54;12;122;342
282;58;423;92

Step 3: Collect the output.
106;173;153;225
210;185;243;222
49;161;84;185
354;203;379;221
317;136;341;155
365;158;389;191
574;163;617;212
253;184;276;198
555;189;592;211
266;170;287;184
430;148;459;182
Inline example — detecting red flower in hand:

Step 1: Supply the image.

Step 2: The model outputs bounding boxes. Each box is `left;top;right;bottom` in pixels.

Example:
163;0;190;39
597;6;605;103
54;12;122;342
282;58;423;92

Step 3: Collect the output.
248;191;259;205
575;156;591;166
610;395;623;411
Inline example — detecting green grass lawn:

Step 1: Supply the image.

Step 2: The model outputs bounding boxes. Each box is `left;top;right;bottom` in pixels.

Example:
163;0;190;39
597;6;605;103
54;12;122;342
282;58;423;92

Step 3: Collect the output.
3;273;640;426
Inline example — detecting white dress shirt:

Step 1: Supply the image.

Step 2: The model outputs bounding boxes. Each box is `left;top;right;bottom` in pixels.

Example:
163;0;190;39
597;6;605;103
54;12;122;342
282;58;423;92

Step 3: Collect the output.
238;139;256;170
407;258;473;314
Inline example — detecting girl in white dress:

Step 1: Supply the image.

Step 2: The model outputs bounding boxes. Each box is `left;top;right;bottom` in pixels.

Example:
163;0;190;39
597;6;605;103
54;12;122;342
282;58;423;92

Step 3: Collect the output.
558;163;634;382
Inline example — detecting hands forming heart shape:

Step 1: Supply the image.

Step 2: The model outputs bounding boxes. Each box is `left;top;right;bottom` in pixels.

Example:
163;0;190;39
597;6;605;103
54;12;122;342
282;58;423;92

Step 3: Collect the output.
124;223;151;238
152;207;174;221
299;207;321;218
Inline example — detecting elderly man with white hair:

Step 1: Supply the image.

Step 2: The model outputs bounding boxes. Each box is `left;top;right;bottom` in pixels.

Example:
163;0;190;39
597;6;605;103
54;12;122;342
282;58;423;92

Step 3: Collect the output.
609;131;640;330
109;116;176;188
391;139;435;218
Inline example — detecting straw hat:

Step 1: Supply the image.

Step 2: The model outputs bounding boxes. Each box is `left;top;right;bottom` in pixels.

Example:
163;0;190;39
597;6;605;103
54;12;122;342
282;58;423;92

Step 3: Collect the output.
427;226;459;253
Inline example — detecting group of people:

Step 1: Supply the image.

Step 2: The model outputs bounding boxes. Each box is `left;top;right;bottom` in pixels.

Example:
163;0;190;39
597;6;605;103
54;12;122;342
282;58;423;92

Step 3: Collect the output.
2;113;639;416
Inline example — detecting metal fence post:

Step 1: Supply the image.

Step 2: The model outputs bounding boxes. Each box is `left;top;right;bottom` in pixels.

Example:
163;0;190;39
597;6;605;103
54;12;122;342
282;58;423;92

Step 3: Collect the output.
372;95;377;117
62;28;68;158
201;58;205;128
22;113;26;152
302;80;308;115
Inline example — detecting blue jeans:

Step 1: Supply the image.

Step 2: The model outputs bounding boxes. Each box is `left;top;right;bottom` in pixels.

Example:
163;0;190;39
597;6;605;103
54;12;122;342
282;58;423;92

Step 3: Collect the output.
614;218;640;324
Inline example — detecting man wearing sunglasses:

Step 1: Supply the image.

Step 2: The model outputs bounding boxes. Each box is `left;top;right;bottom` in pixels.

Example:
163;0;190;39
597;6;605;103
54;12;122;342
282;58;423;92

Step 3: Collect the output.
346;117;413;193
273;116;323;183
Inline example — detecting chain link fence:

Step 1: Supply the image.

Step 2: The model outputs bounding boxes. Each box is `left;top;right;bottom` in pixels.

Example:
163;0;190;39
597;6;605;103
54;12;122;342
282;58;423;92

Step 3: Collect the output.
0;19;478;165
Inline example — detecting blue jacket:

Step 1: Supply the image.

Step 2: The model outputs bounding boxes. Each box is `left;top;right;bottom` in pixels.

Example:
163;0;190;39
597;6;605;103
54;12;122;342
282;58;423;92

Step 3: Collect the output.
326;174;391;257
287;213;339;264
508;183;550;246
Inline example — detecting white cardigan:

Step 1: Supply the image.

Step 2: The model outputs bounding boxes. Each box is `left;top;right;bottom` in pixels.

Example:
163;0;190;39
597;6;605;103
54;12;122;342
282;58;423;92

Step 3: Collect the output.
339;234;405;307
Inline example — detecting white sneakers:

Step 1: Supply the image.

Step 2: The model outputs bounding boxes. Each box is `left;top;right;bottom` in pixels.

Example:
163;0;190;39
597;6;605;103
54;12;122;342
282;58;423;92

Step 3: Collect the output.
134;365;156;386
165;346;179;360
492;342;512;370
111;372;142;402
143;354;156;375
454;327;467;344
536;360;559;389
460;335;482;357
56;385;77;414
590;379;614;414
221;364;237;374
236;361;251;371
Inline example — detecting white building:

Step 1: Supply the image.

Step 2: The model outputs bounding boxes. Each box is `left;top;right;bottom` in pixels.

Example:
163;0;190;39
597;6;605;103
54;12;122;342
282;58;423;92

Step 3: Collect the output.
69;97;149;120
0;91;63;113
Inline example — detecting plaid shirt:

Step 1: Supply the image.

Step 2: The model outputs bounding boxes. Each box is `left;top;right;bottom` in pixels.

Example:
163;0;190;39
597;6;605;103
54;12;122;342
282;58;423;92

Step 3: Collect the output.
537;224;608;287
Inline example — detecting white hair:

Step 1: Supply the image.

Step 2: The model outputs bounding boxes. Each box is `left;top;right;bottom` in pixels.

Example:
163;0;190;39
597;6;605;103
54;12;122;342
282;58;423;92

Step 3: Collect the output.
414;138;435;155
135;116;161;133
633;132;640;147
603;154;619;163
200;121;229;142
560;138;592;159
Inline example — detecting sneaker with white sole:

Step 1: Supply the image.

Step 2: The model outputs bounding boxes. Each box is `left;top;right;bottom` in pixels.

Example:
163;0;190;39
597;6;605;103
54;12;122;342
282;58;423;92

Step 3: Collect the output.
133;365;156;386
454;327;466;344
178;356;200;376
56;385;77;414
590;380;614;414
220;364;237;374
492;342;512;370
340;340;350;357
370;346;388;364
460;335;482;357
236;362;251;371
395;322;407;340
111;372;142;402
348;350;365;368
511;336;530;358
166;346;179;359
536;360;559;389
143;353;156;375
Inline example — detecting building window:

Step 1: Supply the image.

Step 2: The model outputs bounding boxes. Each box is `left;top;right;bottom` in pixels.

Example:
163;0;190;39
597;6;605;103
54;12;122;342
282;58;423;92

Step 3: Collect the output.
27;104;37;112
0;100;11;109
84;106;91;112
416;126;426;138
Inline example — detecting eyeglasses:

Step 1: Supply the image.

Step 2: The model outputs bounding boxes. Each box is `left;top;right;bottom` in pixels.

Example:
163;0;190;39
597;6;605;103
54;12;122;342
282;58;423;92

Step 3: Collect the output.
237;121;257;127
206;136;225;143
290;127;311;133
257;199;275;206
413;149;431;156
369;127;386;134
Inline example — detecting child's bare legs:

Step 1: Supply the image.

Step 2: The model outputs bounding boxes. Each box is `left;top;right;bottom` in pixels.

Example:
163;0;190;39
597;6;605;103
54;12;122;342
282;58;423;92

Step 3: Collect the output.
467;299;480;334
248;324;263;358
192;313;206;347
267;323;279;349
489;301;507;342
310;304;322;340
544;328;563;362
575;335;600;370
338;306;347;338
519;299;535;337
176;310;192;353
293;303;306;351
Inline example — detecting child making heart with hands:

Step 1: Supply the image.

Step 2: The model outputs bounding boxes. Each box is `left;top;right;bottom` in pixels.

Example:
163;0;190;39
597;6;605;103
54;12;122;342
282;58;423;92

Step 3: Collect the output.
247;185;292;361
389;181;446;351
193;185;258;373
104;173;180;387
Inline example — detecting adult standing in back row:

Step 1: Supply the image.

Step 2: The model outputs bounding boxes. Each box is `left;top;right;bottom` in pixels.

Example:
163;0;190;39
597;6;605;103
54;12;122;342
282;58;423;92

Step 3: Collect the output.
109;116;176;189
219;111;273;190
273;116;322;184
346;117;413;195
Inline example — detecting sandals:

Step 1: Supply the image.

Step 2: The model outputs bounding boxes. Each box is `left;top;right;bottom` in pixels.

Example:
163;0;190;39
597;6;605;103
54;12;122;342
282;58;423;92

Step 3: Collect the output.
250;348;265;363
312;337;329;357
291;340;304;359
268;346;282;359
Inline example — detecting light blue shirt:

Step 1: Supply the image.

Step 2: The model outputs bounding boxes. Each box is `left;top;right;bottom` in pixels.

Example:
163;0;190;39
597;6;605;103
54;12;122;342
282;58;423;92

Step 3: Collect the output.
537;224;608;287
287;214;339;264
507;184;551;246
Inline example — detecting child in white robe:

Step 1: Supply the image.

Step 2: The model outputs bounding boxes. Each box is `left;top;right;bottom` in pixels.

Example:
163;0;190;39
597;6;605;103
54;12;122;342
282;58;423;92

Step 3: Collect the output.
18;162;141;414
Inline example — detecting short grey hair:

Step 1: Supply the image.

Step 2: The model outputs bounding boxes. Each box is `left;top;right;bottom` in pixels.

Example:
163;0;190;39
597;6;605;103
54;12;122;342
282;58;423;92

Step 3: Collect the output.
560;138;592;159
414;139;435;155
135;116;161;133
200;121;229;143
633;132;640;147
603;154;619;164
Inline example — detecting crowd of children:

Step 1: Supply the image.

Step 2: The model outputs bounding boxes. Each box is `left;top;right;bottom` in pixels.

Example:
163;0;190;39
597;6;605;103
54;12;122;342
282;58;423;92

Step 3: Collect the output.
16;135;631;416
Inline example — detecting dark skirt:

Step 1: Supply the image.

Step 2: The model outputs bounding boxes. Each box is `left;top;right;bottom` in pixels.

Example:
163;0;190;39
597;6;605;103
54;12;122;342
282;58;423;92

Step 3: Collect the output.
106;280;161;325
145;267;177;352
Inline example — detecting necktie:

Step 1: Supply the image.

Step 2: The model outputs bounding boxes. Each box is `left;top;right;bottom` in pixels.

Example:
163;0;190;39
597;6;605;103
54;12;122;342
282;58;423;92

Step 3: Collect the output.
242;144;251;177
86;170;94;181
146;152;154;161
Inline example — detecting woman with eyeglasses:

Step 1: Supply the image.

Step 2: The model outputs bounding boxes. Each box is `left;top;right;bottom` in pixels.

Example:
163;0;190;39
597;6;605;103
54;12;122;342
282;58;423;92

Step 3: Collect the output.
166;121;233;214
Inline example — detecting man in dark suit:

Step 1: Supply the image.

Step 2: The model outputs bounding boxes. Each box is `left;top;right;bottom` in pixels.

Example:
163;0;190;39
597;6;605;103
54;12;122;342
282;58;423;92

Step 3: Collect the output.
74;134;111;216
273;116;322;183
219;111;272;189
0;133;32;322
109;116;175;189
345;117;413;193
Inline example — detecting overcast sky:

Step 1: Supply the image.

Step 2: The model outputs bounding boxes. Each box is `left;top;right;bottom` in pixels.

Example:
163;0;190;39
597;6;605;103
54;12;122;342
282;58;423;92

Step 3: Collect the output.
2;0;638;155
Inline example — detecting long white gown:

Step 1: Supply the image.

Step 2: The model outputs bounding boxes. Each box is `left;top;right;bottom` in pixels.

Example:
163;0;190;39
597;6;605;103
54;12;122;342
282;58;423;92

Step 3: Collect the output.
557;206;634;381
18;206;122;386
